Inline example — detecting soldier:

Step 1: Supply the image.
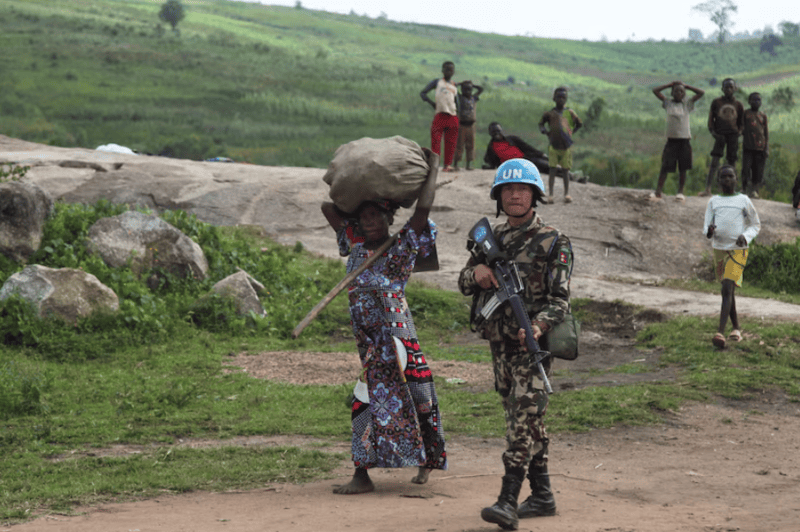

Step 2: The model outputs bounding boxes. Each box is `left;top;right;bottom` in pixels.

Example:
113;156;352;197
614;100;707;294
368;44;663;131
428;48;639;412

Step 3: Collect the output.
458;158;573;530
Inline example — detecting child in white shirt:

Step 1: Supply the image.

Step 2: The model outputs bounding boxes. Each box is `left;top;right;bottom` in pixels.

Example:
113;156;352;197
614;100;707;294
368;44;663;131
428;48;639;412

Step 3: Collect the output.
703;165;761;348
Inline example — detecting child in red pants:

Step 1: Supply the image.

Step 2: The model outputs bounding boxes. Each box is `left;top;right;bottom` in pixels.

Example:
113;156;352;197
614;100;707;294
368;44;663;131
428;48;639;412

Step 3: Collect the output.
420;61;459;172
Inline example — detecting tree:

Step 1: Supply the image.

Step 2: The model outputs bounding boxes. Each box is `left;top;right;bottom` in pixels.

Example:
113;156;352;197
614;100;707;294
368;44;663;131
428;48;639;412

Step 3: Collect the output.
778;21;800;38
692;0;738;44
688;28;704;42
159;0;185;32
760;34;783;56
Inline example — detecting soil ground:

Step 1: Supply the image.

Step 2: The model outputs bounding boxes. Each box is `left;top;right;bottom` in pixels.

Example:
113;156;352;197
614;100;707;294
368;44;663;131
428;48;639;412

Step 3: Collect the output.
8;303;800;532
3;137;800;532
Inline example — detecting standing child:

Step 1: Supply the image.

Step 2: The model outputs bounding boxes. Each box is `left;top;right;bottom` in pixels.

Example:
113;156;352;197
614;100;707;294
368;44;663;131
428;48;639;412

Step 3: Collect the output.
420;61;459;172
651;81;705;201
700;78;744;197
453;80;483;170
741;92;769;199
539;87;582;204
703;165;761;349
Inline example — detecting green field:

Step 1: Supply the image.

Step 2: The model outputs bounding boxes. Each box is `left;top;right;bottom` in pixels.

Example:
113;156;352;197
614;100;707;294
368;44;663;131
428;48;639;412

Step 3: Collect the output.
0;199;798;523
2;0;800;198
1;1;800;523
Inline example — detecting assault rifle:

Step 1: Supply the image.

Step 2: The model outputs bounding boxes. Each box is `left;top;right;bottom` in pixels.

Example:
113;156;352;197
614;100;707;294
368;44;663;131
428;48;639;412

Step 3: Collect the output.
468;217;553;393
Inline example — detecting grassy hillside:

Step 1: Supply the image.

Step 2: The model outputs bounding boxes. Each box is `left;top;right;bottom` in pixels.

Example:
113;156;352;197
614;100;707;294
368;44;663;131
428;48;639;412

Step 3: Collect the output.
2;0;800;197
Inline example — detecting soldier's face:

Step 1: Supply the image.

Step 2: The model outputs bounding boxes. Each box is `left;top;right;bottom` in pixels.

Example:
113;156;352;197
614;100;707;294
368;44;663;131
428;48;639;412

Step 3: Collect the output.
501;183;534;218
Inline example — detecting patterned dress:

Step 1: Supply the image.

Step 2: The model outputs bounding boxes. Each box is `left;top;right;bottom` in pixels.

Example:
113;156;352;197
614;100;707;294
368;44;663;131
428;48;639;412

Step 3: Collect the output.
337;219;447;471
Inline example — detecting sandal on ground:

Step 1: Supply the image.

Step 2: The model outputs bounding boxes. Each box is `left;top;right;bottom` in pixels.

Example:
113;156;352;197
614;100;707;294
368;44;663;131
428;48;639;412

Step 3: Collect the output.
729;329;743;342
442;166;454;173
648;192;663;202
564;195;573;203
712;332;726;349
675;193;686;202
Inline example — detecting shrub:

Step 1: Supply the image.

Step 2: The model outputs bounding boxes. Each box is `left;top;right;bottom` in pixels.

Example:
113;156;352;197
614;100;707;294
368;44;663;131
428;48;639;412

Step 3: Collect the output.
0;201;349;361
745;238;800;293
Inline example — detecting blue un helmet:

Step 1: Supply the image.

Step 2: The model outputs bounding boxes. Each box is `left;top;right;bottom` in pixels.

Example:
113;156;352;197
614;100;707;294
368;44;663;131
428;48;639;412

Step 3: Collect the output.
490;158;546;199
490;159;546;217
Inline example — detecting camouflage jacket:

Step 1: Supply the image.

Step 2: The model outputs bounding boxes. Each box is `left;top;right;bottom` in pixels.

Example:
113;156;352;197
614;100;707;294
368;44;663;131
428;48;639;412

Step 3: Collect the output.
458;215;572;343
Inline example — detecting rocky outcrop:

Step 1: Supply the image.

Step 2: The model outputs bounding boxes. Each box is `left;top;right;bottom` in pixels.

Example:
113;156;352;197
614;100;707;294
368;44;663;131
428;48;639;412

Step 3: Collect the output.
0;181;53;262
0;265;119;323
86;211;208;283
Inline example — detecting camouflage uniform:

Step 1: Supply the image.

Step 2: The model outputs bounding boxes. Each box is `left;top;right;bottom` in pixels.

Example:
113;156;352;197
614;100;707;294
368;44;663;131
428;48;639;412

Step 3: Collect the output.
458;214;572;470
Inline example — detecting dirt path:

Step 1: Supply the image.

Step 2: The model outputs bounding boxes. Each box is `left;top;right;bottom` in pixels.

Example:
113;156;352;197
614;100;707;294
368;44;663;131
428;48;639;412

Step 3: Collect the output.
4;138;800;532
10;401;800;532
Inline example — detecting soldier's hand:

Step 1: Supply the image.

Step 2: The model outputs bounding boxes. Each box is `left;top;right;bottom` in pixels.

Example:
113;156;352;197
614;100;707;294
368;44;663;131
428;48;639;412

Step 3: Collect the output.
736;235;748;247
474;264;499;290
517;325;543;349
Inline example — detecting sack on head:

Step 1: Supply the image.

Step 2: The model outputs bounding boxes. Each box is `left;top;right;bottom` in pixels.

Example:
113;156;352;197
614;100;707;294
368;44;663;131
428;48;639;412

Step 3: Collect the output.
323;136;430;214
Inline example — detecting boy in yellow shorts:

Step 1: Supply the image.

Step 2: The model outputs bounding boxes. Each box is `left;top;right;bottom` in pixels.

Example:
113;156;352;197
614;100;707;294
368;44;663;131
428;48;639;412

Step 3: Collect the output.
539;87;582;204
703;165;761;348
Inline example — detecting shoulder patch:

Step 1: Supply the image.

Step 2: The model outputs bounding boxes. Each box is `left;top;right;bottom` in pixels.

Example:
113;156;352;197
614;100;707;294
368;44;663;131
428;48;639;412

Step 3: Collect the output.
558;250;569;265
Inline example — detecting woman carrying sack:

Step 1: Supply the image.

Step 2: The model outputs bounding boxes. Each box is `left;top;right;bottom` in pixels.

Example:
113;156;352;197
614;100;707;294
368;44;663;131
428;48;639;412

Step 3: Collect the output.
320;150;447;494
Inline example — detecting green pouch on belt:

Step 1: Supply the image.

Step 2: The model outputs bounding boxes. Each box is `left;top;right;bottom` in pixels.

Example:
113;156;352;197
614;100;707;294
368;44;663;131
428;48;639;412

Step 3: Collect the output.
547;313;580;360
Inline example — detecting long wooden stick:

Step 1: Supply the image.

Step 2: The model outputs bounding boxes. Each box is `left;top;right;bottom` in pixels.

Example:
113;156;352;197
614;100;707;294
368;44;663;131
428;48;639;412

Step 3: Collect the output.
291;233;399;339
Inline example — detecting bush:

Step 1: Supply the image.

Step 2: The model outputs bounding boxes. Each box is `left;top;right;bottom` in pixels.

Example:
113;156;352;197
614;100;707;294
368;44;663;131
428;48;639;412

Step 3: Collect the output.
745;238;800;293
0;201;349;361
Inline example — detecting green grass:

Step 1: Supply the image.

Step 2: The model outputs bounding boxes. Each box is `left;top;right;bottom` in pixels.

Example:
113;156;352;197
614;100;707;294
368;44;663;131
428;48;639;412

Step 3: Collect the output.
2;207;800;522
2;0;800;198
2;0;800;521
662;277;800;306
3;445;343;520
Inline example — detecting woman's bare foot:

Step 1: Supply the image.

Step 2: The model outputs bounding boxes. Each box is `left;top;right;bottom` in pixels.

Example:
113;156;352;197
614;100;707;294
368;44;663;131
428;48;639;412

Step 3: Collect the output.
333;468;374;494
411;467;431;484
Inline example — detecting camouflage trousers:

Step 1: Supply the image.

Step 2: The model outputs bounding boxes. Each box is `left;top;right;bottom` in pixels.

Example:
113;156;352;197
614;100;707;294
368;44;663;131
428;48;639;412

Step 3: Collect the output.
490;339;551;470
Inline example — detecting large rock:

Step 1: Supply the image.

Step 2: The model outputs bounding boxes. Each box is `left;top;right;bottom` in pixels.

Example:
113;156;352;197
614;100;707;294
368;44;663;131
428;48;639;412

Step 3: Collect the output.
0;181;54;262
208;270;267;317
87;211;208;281
0;265;119;323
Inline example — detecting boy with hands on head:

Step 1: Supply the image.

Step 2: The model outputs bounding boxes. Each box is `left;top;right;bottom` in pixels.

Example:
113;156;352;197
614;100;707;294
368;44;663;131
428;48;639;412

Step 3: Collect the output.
651;80;704;201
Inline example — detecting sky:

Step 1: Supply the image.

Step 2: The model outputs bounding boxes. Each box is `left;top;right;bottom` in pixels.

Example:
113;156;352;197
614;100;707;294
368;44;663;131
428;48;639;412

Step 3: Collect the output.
237;1;800;42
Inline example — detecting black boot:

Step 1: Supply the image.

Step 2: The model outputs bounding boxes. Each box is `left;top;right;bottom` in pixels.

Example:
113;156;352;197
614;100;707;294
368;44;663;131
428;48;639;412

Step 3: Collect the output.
517;464;557;518
481;468;524;530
